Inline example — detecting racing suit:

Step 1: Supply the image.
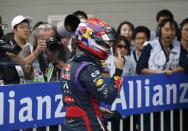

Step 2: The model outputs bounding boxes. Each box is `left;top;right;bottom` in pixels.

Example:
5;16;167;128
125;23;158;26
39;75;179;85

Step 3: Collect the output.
60;54;123;131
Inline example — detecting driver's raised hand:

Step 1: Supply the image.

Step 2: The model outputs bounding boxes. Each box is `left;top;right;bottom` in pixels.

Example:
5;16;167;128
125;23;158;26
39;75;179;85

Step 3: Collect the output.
114;48;125;70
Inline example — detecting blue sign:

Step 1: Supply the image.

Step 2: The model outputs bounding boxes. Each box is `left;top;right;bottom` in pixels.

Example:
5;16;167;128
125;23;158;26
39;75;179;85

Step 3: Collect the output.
0;82;65;130
0;73;188;130
104;73;188;116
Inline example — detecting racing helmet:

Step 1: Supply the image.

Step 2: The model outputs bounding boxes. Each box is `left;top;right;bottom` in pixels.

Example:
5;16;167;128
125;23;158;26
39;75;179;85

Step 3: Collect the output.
75;18;116;60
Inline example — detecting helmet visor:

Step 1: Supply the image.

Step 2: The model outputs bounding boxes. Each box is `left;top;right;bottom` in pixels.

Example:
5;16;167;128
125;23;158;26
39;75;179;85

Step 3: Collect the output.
95;28;116;48
95;29;116;41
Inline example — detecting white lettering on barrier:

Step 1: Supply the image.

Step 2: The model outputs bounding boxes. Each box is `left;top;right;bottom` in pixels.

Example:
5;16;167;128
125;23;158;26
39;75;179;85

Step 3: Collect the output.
0;91;65;125
36;96;52;120
0;92;4;125
8;91;15;124
111;79;188;110
111;86;127;110
19;98;33;122
55;94;65;118
144;79;150;107
136;80;142;108
166;84;177;104
128;81;134;109
180;83;188;103
152;85;163;106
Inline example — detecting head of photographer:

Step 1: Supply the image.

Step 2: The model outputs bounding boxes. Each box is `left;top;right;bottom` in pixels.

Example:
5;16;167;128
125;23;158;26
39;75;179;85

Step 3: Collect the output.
36;23;57;63
0;15;31;85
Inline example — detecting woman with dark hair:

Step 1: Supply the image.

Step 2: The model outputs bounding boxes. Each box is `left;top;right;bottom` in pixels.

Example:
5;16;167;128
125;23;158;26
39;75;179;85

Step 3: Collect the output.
117;21;134;51
106;36;134;77
117;21;134;41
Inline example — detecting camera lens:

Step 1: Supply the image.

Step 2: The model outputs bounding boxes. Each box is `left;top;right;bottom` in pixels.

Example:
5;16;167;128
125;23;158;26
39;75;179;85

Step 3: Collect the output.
0;39;21;55
46;37;59;51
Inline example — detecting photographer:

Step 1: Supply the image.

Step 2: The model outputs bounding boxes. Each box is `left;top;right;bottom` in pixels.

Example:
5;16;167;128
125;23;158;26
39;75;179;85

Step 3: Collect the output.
0;15;32;85
20;22;70;83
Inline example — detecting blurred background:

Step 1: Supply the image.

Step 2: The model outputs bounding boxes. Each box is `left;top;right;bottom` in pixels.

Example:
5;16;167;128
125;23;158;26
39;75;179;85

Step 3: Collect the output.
0;0;187;33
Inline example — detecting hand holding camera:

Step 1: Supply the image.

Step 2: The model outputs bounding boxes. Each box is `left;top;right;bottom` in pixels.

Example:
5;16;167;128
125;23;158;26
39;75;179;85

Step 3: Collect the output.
35;39;47;56
35;37;59;55
46;37;59;52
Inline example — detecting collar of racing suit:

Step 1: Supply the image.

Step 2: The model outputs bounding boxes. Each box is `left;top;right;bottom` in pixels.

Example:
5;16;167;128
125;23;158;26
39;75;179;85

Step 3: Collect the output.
73;54;103;71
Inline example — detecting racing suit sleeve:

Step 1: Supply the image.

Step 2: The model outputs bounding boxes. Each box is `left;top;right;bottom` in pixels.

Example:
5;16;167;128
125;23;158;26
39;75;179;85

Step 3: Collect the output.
79;64;123;104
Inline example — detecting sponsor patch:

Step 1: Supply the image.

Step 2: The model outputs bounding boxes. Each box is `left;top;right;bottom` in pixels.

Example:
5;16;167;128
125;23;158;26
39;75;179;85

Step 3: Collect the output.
61;64;71;80
95;79;104;87
114;76;123;90
61;72;70;80
61;73;70;80
64;64;71;72
64;96;75;103
91;70;100;77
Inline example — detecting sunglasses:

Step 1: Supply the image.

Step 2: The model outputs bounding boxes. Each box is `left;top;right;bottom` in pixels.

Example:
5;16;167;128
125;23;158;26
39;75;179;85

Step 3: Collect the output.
117;45;128;49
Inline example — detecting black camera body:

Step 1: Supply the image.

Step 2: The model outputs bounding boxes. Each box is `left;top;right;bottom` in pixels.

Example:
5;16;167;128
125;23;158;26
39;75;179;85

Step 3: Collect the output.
0;39;21;55
46;37;59;52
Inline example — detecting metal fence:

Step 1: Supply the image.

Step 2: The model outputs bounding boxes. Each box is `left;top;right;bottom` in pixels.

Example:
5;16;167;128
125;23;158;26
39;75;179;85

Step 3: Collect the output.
20;109;188;131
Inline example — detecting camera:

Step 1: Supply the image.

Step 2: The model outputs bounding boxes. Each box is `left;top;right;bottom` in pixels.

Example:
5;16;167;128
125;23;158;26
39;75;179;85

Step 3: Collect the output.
46;37;59;52
0;39;21;55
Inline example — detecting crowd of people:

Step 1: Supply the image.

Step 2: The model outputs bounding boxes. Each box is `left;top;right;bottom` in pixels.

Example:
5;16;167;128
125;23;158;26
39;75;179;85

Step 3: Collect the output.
0;9;188;131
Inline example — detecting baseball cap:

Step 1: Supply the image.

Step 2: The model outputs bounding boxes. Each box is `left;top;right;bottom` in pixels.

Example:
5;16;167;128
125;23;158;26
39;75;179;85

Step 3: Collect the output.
11;15;32;29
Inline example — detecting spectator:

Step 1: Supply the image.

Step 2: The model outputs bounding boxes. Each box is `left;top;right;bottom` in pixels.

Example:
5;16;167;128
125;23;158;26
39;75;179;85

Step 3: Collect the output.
106;36;132;76
129;25;151;130
179;17;188;131
130;26;151;75
106;35;133;131
0;15;32;84
32;21;46;30
22;22;70;82
137;18;188;131
137;18;187;75
117;21;134;50
117;21;134;42
22;22;70;131
150;9;174;40
180;18;188;55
